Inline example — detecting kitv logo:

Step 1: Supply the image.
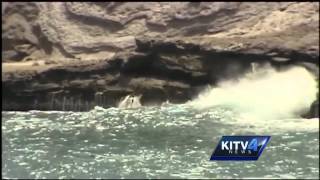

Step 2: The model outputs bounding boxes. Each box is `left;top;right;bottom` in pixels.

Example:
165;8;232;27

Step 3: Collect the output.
210;136;271;161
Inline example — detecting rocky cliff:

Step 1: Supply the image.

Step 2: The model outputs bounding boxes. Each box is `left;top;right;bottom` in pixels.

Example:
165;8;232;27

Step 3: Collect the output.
2;2;319;116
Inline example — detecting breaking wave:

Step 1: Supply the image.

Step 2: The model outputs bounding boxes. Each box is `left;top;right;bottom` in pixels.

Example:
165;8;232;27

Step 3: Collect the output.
190;65;318;120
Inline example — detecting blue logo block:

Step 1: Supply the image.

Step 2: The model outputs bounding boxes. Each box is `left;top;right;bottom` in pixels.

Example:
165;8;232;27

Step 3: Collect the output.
210;136;271;161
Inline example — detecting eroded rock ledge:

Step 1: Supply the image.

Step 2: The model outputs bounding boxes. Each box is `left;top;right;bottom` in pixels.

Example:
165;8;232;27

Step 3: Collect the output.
2;2;319;117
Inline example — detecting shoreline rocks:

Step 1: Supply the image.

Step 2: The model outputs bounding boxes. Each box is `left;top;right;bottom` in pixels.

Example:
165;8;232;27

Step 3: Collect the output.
2;2;319;118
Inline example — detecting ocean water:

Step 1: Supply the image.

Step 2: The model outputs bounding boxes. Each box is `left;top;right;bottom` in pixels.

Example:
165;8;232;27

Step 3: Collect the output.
2;65;319;179
2;104;319;179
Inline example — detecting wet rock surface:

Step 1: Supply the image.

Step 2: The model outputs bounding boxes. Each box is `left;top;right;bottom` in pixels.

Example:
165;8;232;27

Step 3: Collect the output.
2;2;319;117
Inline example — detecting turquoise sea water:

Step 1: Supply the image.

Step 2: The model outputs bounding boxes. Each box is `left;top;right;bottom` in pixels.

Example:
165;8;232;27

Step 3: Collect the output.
2;104;319;179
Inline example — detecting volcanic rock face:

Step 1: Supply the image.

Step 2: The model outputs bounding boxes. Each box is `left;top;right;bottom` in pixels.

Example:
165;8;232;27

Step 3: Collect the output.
2;2;319;116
